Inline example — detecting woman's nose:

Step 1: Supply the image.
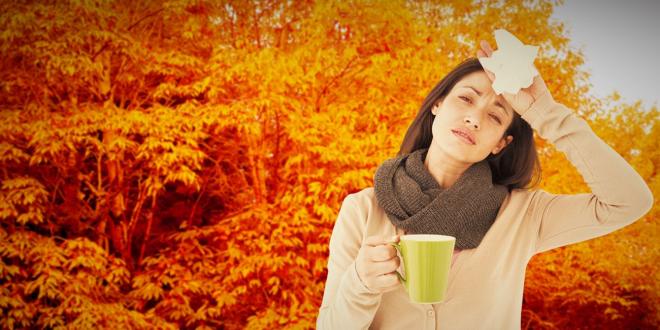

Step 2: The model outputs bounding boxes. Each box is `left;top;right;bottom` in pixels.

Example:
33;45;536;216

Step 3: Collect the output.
464;117;479;130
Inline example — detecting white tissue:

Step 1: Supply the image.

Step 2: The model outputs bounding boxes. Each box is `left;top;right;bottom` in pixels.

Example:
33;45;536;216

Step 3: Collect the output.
478;29;539;95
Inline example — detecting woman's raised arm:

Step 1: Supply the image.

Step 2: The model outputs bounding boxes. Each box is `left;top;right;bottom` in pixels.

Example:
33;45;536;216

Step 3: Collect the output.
478;39;652;255
521;92;653;254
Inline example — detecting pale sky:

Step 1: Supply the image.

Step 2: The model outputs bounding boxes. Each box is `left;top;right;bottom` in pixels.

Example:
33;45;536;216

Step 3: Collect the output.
551;0;659;109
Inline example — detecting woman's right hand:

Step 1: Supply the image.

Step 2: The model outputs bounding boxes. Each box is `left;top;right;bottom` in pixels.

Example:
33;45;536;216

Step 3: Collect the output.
477;39;553;115
355;235;401;293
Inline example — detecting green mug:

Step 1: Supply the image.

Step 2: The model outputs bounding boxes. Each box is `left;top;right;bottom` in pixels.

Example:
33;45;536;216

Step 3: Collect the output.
390;234;456;304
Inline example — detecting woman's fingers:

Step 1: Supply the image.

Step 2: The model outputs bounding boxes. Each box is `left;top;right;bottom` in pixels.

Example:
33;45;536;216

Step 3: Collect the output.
368;256;400;277
477;44;490;58
480;40;494;56
484;68;496;82
369;244;397;262
356;234;404;293
364;235;399;247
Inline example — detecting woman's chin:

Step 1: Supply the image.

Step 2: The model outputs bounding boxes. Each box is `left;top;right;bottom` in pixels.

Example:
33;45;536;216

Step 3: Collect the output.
432;145;479;164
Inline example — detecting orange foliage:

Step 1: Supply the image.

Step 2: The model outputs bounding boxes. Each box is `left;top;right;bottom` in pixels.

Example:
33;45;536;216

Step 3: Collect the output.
0;0;657;329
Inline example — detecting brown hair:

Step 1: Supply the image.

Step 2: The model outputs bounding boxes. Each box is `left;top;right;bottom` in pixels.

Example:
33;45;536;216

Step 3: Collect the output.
397;57;541;191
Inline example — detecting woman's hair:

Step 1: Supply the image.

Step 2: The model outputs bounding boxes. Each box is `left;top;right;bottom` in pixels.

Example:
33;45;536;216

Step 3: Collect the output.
398;57;541;191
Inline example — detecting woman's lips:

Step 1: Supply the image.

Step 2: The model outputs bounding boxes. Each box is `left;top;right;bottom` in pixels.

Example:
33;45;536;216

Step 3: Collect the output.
451;129;476;145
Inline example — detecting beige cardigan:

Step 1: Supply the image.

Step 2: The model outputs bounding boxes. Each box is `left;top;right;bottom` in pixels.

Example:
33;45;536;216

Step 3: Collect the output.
316;92;654;330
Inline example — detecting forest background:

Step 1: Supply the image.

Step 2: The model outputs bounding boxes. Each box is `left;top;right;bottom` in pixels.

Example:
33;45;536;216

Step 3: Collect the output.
1;0;658;329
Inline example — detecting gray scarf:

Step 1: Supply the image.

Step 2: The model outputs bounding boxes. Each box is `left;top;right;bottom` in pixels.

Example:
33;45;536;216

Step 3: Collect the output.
374;148;508;249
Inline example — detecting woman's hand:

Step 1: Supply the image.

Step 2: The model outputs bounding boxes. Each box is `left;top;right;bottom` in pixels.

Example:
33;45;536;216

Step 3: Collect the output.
355;235;401;293
477;39;554;115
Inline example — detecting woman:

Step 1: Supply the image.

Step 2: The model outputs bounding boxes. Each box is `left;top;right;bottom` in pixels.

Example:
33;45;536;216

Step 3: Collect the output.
316;40;654;329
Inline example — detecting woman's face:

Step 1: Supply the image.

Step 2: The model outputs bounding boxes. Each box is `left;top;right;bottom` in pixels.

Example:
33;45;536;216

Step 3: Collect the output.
430;70;515;163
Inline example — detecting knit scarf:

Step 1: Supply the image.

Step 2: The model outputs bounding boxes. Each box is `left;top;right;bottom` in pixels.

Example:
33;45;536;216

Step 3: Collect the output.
374;148;508;250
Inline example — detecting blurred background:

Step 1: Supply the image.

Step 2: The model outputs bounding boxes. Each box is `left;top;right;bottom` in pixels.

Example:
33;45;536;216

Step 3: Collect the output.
0;0;657;329
552;0;659;107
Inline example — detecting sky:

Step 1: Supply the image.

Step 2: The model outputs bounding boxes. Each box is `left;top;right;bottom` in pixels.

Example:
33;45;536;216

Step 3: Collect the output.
550;0;659;109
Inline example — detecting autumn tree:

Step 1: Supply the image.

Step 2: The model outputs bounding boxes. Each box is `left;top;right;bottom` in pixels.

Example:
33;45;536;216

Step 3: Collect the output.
0;0;657;328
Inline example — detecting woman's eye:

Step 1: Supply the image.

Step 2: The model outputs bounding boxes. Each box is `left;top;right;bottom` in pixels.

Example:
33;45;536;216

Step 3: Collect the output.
459;95;501;124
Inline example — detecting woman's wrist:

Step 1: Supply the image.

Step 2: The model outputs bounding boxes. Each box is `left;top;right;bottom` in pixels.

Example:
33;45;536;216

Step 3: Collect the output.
520;90;558;124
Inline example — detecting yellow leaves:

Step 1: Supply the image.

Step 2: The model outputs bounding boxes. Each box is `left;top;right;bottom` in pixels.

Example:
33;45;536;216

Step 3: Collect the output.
144;176;164;198
16;210;44;226
305;243;326;254
106;263;130;286
282;154;308;176
153;74;211;99
135;131;207;194
312;203;337;222
0;287;22;314
1;230;36;261
164;165;201;191
0;196;18;221
105;135;138;156
2;295;36;329
313;259;326;277
142;282;166;301
214;292;237;311
253;236;272;253
64;238;107;258
267;276;281;287
226;246;244;261
66;255;98;272
26;271;65;300
132;278;164;301
42;315;65;329
185;280;207;295
282;237;303;249
239;266;252;279
114;110;151;134
30;245;67;276
0;259;20;280
1;176;48;226
1;177;47;194
294;256;308;268
160;297;192;322
233;285;247;295
186;302;210;327
307;182;322;196
0;142;30;164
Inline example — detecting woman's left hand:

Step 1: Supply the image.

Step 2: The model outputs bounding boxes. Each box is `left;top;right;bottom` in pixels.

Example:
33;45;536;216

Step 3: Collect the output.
476;39;554;115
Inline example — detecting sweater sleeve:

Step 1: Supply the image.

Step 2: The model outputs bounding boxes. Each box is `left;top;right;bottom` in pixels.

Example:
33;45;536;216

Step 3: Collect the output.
521;92;654;255
316;193;383;330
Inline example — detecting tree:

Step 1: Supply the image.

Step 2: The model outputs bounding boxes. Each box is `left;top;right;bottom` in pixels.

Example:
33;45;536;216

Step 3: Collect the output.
0;0;656;328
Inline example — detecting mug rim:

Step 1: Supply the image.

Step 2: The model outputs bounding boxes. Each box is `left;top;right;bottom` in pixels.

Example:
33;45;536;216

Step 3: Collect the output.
400;234;455;242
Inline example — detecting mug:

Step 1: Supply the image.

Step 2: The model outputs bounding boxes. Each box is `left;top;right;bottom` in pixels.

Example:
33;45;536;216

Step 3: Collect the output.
390;234;456;304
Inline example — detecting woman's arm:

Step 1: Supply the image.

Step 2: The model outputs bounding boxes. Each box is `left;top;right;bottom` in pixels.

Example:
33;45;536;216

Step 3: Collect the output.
477;39;652;255
316;193;383;329
521;92;654;255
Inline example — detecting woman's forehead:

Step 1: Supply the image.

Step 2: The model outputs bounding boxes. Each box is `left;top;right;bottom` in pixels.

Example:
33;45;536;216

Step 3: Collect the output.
455;71;496;94
451;70;514;116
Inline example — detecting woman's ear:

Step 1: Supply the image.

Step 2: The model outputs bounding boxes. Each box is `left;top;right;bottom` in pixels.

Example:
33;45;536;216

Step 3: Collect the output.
493;135;513;154
432;100;443;115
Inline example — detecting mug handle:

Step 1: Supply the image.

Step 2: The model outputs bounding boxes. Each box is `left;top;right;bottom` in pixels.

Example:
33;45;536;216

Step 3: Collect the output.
389;242;407;287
